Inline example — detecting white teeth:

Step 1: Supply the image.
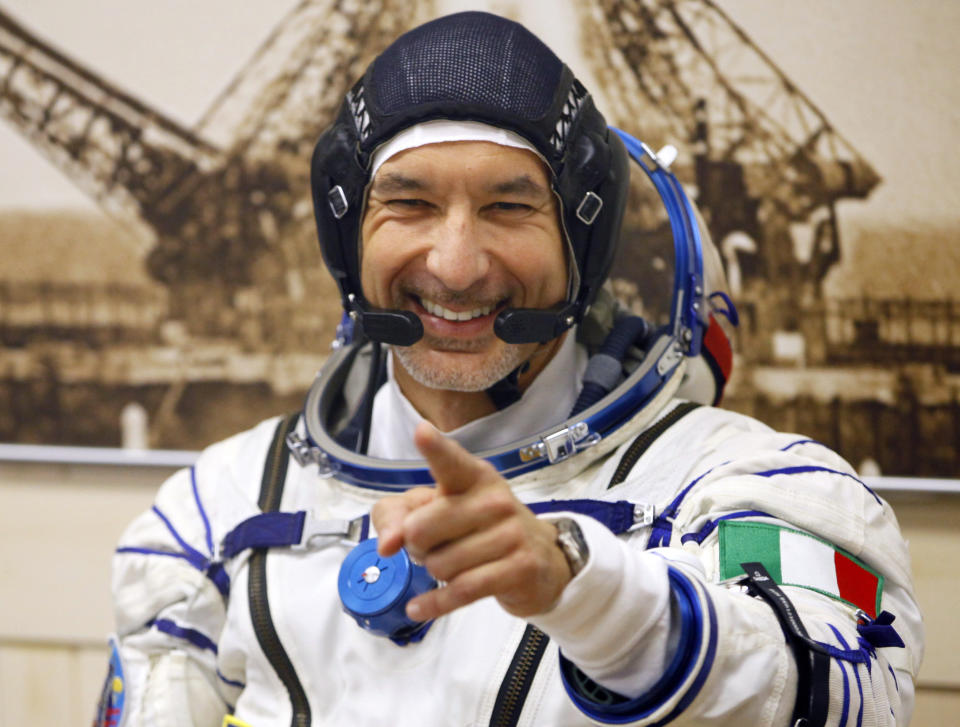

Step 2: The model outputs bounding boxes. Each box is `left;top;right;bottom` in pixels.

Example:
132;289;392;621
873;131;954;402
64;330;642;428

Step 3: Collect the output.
422;298;492;321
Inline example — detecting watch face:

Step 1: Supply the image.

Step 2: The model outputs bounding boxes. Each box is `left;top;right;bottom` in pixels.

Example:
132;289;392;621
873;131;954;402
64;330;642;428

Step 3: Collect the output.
557;519;588;576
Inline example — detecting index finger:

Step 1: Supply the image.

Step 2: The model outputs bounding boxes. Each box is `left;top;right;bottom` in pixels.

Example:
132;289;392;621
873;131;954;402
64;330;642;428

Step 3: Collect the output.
414;421;495;496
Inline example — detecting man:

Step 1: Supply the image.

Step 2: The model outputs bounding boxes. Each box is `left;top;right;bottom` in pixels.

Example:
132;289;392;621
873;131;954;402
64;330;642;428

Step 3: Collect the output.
99;12;922;727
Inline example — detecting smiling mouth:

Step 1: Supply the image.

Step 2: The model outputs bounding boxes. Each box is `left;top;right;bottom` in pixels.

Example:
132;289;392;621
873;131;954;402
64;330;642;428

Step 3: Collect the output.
415;295;505;322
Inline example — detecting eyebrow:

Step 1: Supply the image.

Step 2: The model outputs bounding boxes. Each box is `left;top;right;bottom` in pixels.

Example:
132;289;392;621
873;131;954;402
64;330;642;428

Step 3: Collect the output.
370;172;430;194
486;174;549;198
371;172;548;197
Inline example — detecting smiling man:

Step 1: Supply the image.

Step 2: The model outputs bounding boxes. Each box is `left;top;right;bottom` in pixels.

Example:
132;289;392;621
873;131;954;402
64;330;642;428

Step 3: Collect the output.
361;135;569;433
101;11;922;727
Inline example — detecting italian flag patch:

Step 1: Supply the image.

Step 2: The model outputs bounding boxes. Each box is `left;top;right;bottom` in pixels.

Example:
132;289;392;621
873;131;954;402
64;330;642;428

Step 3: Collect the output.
718;521;883;617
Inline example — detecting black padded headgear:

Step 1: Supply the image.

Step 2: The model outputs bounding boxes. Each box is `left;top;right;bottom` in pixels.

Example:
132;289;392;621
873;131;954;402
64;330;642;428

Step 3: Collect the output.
311;11;629;346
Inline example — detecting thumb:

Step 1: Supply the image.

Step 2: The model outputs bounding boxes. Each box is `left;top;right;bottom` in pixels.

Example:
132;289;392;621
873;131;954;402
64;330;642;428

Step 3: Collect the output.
414;421;492;496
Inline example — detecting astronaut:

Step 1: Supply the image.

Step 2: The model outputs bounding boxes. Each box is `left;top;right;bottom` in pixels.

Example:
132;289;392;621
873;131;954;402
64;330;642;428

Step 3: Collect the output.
98;11;922;727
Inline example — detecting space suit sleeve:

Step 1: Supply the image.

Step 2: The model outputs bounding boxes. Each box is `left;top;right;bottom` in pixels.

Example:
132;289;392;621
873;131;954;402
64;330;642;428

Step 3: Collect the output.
101;461;232;727
529;437;923;727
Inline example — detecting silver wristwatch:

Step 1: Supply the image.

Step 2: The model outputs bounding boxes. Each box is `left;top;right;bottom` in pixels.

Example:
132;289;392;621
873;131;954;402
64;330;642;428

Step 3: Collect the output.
554;518;589;577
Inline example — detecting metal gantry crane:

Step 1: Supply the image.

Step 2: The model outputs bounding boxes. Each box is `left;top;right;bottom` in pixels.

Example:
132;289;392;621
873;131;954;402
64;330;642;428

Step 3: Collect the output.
0;0;878;359
578;0;880;351
0;0;432;344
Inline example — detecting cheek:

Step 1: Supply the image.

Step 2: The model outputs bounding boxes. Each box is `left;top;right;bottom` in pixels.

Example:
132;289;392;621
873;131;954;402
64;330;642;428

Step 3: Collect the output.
512;235;568;302
546;245;570;299
358;243;378;303
528;211;569;302
359;225;406;306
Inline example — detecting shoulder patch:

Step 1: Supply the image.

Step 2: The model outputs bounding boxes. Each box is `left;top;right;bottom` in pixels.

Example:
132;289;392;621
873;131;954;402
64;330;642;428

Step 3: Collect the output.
94;637;126;727
718;520;883;617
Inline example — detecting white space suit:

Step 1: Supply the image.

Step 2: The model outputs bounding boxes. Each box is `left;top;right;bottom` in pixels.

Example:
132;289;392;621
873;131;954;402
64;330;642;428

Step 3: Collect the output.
104;363;922;726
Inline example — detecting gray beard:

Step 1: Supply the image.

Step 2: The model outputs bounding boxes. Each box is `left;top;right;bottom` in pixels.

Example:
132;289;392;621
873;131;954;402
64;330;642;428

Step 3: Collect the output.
391;339;529;392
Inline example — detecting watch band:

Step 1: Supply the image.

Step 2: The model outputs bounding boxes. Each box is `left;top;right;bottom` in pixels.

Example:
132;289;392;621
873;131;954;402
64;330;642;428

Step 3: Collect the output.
555;517;589;577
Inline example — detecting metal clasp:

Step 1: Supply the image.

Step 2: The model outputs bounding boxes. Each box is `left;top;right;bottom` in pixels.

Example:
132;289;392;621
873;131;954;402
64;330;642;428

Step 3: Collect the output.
293;516;355;550
631;503;656;528
636;140;671;172
656;145;678;169
286;432;336;477
519;422;601;464
656;340;685;375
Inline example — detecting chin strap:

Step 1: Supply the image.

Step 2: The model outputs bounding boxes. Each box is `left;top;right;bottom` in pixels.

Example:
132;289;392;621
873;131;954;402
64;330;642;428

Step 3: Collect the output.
485;361;531;410
486;314;654;415
356;341;385;454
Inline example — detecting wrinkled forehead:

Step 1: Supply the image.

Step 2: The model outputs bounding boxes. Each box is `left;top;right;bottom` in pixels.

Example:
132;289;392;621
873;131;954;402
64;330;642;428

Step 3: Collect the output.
370;120;543;179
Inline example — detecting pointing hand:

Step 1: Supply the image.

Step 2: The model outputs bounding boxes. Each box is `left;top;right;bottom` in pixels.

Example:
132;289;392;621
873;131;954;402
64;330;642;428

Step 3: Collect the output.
371;421;572;621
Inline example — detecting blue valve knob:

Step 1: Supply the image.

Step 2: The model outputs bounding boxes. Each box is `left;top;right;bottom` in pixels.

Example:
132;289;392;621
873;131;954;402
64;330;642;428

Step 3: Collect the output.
338;538;437;645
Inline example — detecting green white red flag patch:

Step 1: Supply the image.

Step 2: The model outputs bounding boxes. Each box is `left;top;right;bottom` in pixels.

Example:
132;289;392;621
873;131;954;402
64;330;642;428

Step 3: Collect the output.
718;520;883;617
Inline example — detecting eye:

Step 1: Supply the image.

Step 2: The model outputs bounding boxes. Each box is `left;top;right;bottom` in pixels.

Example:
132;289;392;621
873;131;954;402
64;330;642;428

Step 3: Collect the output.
488;201;533;213
387;198;430;209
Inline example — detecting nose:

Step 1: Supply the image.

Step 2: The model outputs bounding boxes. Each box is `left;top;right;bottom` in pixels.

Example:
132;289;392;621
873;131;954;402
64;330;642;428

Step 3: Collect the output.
425;208;490;292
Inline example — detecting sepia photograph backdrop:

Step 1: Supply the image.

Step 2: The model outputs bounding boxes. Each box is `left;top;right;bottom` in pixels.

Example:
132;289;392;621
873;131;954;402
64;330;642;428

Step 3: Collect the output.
0;2;958;725
1;0;958;477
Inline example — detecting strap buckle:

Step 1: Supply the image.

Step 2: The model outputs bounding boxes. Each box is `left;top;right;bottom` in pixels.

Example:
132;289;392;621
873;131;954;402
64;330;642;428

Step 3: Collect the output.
293;515;360;550
631;503;656;528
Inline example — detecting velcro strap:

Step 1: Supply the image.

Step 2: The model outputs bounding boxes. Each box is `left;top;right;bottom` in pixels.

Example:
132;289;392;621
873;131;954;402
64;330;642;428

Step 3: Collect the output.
222;512;306;559
527;499;638;535
858;611;906;649
221;512;365;559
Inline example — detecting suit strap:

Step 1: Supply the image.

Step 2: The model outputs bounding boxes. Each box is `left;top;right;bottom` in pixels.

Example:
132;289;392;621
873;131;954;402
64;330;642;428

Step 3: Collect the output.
258;412;301;512
249;411;312;727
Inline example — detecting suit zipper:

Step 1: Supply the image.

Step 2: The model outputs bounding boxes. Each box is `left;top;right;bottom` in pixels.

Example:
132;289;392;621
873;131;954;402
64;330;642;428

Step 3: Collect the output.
485;406;701;725
488;625;550;727
248;414;311;727
607;402;700;488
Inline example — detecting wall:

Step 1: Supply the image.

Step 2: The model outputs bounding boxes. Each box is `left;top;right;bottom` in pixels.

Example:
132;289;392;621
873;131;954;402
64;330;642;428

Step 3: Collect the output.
0;454;170;724
0;453;957;725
